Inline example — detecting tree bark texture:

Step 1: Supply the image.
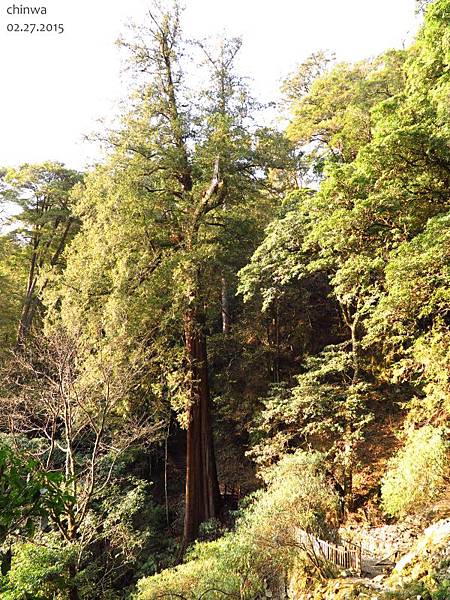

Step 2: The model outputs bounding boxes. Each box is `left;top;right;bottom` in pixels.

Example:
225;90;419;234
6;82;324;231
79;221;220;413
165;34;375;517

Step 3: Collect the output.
221;276;231;334
183;308;221;546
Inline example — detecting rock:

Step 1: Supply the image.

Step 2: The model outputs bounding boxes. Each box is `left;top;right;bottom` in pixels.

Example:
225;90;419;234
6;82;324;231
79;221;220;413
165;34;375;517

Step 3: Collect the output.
371;574;385;585
339;519;423;567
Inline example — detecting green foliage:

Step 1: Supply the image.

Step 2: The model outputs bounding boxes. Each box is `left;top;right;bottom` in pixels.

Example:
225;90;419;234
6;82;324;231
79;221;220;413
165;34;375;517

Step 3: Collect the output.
0;474;170;600
381;426;449;517
382;580;432;599
0;237;27;351
238;189;316;311
433;580;450;600
246;346;373;520
137;534;254;600
0;539;77;600
0;162;82;276
1;2;450;598
197;518;224;542
136;451;338;599
89;477;171;583
284;50;407;163
368;214;450;422
0;442;69;542
381;580;450;600
371;214;450;337
244;0;450;435
0;162;82;345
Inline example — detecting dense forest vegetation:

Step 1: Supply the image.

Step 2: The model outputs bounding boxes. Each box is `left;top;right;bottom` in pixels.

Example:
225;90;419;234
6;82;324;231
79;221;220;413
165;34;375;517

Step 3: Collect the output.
0;0;449;598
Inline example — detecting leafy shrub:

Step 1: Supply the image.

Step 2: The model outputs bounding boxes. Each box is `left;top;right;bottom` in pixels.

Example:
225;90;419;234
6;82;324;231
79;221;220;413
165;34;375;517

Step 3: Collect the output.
0;440;70;543
0;539;77;600
433;579;450;600
136;533;260;600
382;579;450;600
198;518;224;542
383;580;432;599
381;426;448;517
136;450;339;599
0;476;170;600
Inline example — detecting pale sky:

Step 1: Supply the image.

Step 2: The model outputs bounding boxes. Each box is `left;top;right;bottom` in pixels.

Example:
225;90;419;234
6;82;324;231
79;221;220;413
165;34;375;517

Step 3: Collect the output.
0;0;420;170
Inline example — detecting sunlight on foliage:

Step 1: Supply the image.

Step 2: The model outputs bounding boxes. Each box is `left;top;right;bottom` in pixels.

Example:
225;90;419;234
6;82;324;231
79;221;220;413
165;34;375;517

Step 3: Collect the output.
381;426;449;517
137;451;338;599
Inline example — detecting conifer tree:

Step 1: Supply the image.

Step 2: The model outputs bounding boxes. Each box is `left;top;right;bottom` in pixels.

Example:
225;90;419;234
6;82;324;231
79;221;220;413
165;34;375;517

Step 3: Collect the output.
0;162;81;346
50;2;293;546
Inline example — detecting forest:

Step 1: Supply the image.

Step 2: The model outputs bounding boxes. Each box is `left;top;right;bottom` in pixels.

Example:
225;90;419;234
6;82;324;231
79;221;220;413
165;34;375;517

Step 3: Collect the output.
0;0;449;598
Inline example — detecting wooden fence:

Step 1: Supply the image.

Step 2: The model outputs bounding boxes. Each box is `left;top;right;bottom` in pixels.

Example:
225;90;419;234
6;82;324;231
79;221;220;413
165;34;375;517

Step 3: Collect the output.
296;529;362;574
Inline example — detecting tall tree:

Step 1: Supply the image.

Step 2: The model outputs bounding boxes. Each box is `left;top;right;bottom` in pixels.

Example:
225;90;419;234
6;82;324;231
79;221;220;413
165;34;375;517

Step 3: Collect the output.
240;0;450;511
49;3;293;546
0;162;82;346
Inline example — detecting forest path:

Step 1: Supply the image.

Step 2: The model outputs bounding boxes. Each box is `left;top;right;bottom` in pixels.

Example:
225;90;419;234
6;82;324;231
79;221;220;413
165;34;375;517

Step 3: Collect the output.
296;529;394;578
360;554;394;577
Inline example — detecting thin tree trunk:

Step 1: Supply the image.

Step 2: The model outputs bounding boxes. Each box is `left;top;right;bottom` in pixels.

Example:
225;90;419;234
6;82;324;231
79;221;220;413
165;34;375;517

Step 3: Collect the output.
16;245;38;346
17;217;75;346
221;276;231;334
183;308;221;547
341;306;362;515
164;419;170;526
342;431;353;514
68;562;79;600
17;292;38;346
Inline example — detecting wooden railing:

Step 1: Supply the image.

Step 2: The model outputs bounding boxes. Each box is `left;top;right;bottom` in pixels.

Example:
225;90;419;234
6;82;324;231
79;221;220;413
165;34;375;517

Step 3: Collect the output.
296;529;362;574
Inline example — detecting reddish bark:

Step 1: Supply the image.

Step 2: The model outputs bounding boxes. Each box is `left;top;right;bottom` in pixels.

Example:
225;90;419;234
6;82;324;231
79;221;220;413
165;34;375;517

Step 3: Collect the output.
182;309;221;546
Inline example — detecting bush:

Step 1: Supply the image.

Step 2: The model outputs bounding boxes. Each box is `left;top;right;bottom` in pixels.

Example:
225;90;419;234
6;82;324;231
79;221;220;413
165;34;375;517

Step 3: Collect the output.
0;539;77;600
433;580;450;600
0;441;69;543
381;426;448;517
383;581;432;599
136;450;339;599
382;579;450;600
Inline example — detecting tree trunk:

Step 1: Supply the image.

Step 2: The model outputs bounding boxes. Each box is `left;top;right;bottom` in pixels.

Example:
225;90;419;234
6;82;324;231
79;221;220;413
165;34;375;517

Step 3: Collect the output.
183;308;221;547
17;217;74;347
221;276;231;334
17;292;38;346
16;245;39;346
342;430;354;514
68;562;79;600
341;305;362;516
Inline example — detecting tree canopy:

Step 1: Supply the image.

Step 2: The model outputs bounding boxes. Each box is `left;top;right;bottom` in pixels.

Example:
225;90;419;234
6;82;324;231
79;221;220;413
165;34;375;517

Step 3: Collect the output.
0;1;449;598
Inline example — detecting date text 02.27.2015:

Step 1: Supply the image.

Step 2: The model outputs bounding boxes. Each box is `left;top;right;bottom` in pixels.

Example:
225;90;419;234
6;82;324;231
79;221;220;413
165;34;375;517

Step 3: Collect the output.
6;23;64;33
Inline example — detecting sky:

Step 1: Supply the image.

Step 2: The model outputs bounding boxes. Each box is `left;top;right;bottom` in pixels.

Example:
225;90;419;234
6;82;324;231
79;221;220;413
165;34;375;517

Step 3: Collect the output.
0;0;421;171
